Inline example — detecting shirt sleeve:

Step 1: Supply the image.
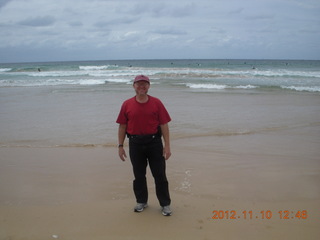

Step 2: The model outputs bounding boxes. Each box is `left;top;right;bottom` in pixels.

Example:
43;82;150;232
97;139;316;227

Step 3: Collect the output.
116;102;128;124
157;99;171;125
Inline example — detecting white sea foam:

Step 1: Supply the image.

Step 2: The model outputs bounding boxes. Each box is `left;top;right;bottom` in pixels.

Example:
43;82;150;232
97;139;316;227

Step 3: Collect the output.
104;78;130;83
187;83;227;89
259;70;320;78
186;83;258;90
79;65;117;70
281;86;320;92
88;72;133;77
78;79;107;85
0;78;109;87
234;85;258;89
27;71;86;77
0;68;11;72
1;60;319;92
218;69;320;79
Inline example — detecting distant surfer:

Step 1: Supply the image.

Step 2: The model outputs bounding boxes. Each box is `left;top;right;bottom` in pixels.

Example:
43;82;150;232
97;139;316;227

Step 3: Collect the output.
38;68;41;72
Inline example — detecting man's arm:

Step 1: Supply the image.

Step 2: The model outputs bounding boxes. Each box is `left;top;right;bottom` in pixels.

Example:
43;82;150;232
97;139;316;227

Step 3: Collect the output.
118;124;127;161
160;123;171;160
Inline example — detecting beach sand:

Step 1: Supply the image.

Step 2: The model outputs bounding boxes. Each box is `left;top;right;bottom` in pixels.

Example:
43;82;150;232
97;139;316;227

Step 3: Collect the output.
1;77;320;239
1;130;319;240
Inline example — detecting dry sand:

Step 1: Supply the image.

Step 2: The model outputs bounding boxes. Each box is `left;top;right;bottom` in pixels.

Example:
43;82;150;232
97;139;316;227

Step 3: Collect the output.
1;134;319;240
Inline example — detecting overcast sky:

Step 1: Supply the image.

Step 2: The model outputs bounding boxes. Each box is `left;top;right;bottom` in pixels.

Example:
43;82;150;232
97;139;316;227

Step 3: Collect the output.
0;0;319;63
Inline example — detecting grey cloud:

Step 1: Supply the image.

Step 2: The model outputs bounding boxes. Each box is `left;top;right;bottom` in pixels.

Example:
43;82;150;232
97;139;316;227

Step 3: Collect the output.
151;28;187;35
126;2;196;18
94;21;108;28
150;3;167;17
209;27;226;34
229;8;244;14
0;0;319;62
18;16;56;27
68;21;83;27
152;3;196;18
0;0;11;9
245;14;274;20
171;3;196;18
94;17;140;28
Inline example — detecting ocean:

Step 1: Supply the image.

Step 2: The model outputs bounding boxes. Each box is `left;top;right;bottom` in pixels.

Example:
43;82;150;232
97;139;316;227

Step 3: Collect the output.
0;59;319;148
1;59;320;91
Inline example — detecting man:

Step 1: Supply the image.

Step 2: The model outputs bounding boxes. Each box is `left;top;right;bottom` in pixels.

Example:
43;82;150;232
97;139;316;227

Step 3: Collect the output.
116;75;172;216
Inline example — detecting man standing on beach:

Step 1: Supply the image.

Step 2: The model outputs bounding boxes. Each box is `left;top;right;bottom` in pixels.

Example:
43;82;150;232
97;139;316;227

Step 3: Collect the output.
116;75;172;216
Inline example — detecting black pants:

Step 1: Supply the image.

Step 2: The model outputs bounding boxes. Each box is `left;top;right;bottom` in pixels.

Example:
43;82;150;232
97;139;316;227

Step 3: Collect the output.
129;135;171;207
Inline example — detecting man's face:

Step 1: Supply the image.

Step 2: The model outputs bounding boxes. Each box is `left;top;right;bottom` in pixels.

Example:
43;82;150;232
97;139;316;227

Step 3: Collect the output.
133;81;150;95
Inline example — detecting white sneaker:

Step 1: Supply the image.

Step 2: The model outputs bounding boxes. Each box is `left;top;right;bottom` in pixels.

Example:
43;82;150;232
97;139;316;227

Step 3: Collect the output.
134;203;148;212
162;205;172;216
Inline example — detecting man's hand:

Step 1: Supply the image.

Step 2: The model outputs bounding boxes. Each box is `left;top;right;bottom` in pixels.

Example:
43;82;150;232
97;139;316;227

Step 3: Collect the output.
118;147;127;161
160;123;171;160
163;146;171;160
118;124;127;161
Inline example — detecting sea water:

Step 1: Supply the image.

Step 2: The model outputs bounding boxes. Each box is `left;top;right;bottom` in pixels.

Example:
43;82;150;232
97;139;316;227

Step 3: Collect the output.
0;59;319;147
1;59;319;91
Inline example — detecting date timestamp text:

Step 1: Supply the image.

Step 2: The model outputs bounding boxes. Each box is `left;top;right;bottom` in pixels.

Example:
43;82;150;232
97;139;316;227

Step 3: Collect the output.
212;210;308;220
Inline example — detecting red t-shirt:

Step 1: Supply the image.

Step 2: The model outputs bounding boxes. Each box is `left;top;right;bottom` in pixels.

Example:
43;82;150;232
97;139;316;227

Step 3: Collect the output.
116;95;171;135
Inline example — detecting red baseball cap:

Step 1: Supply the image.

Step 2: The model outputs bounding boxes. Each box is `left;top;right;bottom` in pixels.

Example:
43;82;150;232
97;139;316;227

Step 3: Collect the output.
134;75;150;83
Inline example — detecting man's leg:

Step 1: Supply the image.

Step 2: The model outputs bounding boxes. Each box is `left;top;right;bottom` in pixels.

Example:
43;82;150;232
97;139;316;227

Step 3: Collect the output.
147;139;171;207
129;142;148;204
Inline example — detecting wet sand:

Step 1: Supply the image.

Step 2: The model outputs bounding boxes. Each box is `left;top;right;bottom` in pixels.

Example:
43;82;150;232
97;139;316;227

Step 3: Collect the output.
1;130;319;240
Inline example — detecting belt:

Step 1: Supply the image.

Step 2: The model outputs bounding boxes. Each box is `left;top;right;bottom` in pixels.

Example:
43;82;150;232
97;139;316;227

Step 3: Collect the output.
128;134;158;139
127;133;160;139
